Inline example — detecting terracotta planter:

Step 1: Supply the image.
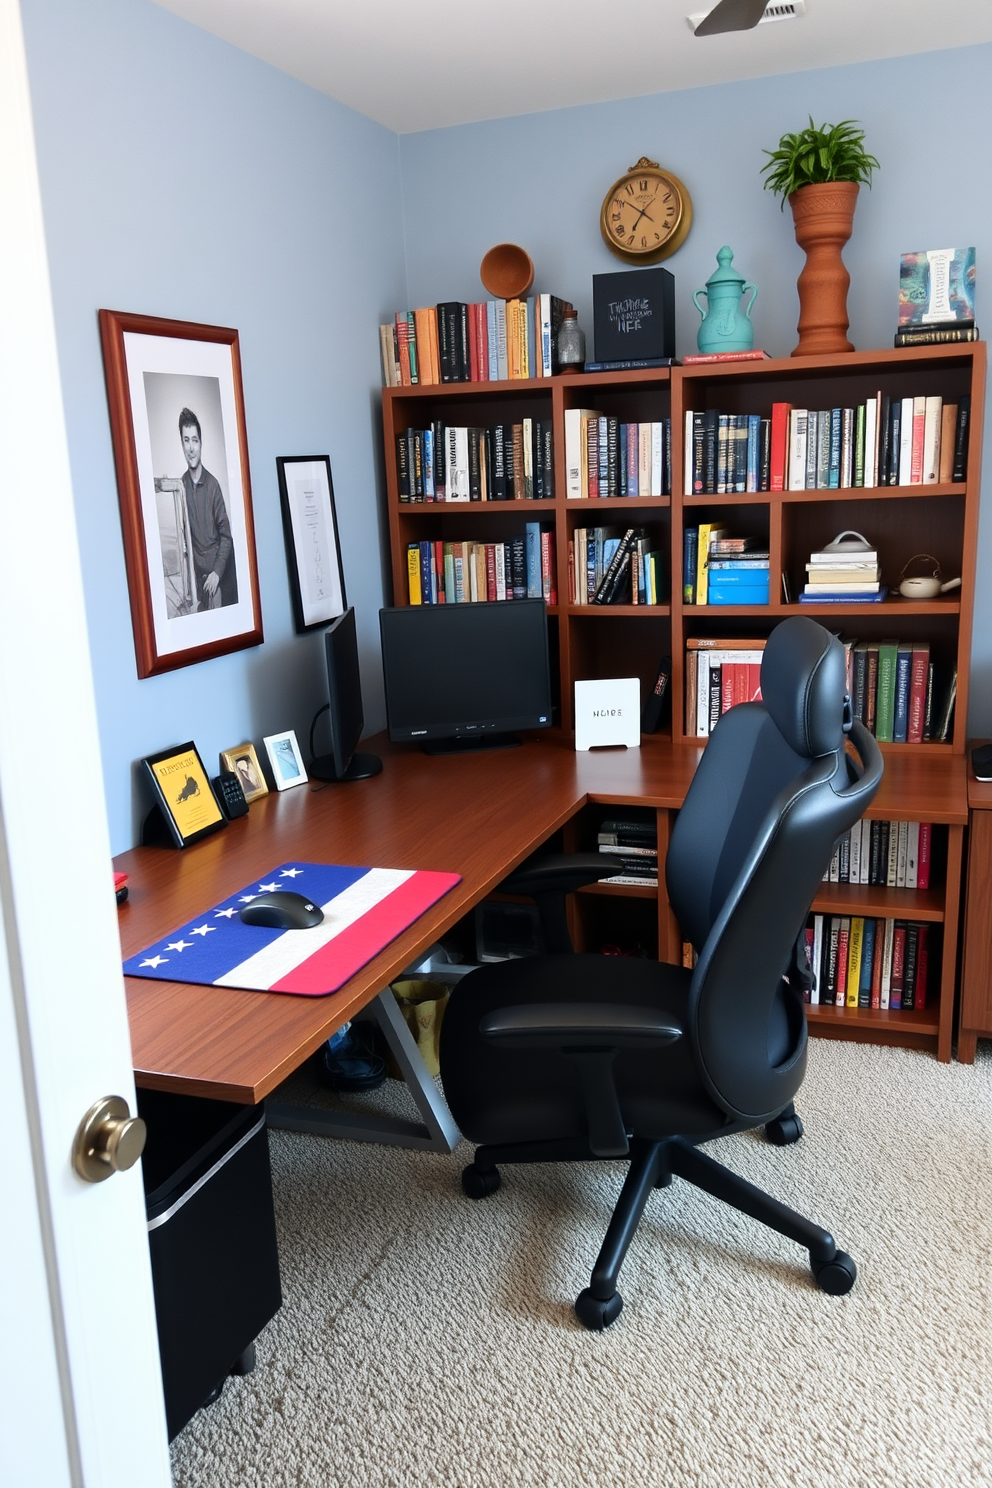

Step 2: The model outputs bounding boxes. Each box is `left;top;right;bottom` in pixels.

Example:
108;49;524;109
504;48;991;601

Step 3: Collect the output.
789;181;859;357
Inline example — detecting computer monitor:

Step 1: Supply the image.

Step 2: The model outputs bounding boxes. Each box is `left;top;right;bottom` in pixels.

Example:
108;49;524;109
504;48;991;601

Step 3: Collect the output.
309;608;382;782
379;599;553;754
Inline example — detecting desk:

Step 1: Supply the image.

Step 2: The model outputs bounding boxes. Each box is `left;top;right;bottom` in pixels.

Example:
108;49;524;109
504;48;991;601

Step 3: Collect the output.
116;733;966;1100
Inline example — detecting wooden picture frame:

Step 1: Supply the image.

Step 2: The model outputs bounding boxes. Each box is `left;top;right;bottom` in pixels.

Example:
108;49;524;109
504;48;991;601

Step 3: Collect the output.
276;455;347;633
263;730;309;791
141;741;226;849
99;309;264;678
219;741;269;803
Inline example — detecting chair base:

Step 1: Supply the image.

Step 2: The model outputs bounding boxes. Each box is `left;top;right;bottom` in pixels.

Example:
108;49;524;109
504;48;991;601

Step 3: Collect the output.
461;1121;856;1330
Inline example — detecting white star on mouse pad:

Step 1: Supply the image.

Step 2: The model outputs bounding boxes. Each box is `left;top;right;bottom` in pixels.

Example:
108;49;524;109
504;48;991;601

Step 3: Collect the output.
166;940;193;953
214;907;238;918
258;882;279;892
140;955;169;969
239;895;259;903
190;924;215;937
280;868;303;878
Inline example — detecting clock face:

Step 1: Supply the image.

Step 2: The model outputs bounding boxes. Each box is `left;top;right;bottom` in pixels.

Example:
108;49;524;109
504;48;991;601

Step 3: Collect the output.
600;161;692;263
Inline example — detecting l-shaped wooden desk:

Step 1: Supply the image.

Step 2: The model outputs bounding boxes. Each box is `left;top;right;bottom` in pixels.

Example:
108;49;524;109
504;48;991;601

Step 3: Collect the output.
116;732;968;1101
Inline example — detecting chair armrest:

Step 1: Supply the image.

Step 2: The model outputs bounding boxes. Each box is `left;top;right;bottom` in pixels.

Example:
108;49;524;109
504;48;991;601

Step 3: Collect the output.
479;1002;682;1050
479;1003;682;1159
499;853;618;900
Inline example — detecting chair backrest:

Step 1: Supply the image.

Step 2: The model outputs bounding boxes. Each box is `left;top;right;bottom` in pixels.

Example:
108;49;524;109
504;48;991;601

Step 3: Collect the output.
666;616;882;1124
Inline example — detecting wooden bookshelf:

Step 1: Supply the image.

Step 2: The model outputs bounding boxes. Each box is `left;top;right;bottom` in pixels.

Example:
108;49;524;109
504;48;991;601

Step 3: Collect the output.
380;344;983;1060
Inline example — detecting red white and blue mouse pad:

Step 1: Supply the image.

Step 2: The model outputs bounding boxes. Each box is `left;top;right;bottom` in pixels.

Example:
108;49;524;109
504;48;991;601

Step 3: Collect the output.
123;862;462;997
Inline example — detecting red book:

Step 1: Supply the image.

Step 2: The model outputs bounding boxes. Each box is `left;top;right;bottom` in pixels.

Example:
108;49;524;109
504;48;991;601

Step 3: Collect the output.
890;922;907;1009
870;918;884;1007
917;822;932;890
467;305;481;382
910;397;926;484
746;663;762;703
586;418;599;498
395;312;412;386
433;540;445;601
835;919;850;1006
769;402;792;491
485;544;497;602
541;530;557;605
733;664;749;707
915;924;929;1009
475;303;489;381
721;664;735;717
907;643;930;743
682;349;772;364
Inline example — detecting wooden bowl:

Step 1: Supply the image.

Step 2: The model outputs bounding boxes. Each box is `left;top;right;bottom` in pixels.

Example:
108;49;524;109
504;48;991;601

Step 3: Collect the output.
480;243;534;299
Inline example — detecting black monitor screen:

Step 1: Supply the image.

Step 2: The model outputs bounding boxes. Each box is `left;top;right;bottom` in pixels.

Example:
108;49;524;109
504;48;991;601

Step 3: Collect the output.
379;600;552;751
310;608;382;782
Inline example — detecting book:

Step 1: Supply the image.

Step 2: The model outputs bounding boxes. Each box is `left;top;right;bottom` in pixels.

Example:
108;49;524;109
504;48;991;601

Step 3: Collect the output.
581;358;676;371
894;324;979;346
898;248;976;326
681;349;772;364
874;640;899;742
564;409;603;500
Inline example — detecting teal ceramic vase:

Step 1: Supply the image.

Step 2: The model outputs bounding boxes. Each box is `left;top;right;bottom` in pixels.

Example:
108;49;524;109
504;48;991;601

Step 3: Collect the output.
692;246;757;355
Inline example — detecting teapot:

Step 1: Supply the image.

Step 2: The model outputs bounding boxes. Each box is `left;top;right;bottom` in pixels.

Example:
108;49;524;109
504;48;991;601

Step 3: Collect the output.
692;246;757;355
898;554;962;600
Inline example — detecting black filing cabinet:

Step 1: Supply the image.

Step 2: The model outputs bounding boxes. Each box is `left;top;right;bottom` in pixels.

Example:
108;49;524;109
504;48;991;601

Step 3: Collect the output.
137;1089;282;1440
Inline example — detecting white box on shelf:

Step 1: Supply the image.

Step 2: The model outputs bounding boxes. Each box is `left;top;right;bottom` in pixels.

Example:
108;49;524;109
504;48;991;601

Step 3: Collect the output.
574;677;641;751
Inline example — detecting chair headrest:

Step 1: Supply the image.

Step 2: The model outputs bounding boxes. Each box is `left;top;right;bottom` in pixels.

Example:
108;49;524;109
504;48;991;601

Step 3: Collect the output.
759;617;847;759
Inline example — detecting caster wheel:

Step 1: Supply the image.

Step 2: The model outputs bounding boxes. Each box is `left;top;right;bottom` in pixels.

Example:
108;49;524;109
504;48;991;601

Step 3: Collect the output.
461;1163;501;1200
811;1249;857;1295
574;1288;624;1331
765;1113;804;1146
653;1171;672;1189
201;1379;225;1408
230;1343;256;1377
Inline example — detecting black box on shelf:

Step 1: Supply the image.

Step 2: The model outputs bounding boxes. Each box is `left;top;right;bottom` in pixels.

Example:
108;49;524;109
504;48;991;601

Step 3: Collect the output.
592;267;676;364
138;1088;282;1441
474;900;544;961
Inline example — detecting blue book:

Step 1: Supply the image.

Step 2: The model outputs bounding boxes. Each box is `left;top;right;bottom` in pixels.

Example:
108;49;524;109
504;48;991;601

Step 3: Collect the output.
858;917;876;1007
486;301;499;381
798;586;889;604
525;296;537;378
423;427;435;500
524;522;542;600
746;414;761;492
829;409;842;488
893;643;913;742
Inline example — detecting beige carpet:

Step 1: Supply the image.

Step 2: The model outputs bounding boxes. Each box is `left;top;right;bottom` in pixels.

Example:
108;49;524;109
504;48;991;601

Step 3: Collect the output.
170;1040;991;1488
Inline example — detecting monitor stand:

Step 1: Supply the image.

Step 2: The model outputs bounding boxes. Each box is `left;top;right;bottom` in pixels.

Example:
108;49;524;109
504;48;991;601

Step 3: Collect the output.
421;734;521;756
308;752;383;782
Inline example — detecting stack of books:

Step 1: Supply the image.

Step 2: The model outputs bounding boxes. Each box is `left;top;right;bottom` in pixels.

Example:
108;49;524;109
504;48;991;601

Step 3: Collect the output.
597;814;658;886
895;247;978;348
381;296;574;386
800;535;883;604
706;534;769;606
570;526;662;605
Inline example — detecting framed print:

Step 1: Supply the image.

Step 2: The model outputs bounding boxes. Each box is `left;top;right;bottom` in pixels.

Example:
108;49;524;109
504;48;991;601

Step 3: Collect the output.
263;730;309;792
141;742;226;849
276;455;347;633
219;741;269;803
99;309;264;678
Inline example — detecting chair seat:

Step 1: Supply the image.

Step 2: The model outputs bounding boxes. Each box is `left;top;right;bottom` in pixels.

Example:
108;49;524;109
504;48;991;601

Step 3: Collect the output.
440;954;730;1152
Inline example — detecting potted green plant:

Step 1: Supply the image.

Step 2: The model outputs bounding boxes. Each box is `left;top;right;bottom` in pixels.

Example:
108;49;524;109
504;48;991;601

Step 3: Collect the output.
761;118;879;357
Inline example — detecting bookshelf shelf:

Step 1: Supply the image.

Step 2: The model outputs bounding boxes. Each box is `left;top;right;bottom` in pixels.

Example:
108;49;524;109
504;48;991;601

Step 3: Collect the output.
812;883;945;921
381;341;982;1059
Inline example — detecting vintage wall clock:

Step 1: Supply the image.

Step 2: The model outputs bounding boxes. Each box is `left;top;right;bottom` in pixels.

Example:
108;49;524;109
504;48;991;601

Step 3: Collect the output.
600;157;693;263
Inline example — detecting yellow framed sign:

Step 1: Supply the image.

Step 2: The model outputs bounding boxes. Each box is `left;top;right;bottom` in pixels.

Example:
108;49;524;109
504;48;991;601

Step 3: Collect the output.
142;741;226;848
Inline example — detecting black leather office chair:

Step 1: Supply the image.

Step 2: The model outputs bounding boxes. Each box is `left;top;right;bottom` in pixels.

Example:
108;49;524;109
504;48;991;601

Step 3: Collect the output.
439;616;883;1329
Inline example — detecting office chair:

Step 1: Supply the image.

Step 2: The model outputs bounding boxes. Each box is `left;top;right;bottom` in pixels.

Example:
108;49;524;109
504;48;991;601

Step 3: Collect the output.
439;616;882;1329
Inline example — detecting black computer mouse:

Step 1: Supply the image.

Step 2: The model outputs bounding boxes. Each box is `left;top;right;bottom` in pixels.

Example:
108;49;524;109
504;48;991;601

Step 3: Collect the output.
239;891;324;929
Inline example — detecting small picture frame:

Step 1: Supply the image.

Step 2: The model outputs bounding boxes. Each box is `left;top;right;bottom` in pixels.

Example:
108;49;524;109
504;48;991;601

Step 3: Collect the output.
276;455;347;633
219;741;269;803
142;741;226;848
263;730;309;792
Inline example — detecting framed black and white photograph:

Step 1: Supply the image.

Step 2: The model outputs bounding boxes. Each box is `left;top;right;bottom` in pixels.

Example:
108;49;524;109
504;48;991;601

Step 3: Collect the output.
276;455;347;633
263;730;309;792
219;741;269;803
99;309;264;678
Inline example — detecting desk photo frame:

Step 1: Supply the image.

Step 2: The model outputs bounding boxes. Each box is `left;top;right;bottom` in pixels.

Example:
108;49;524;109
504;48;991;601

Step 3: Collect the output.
276;455;347;633
142;741;226;848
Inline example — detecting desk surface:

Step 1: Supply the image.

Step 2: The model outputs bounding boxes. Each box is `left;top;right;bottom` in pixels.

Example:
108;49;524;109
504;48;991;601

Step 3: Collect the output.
116;733;964;1103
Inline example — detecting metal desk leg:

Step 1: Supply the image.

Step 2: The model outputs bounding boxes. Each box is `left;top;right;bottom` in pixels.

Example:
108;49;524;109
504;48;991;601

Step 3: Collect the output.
266;987;461;1153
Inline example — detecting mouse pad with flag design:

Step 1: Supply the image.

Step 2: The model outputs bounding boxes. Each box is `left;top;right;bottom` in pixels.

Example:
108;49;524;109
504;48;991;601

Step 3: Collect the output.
123;862;462;996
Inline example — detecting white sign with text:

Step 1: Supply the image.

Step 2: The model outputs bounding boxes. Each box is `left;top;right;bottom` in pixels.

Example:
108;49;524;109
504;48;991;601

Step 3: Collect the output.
574;677;641;751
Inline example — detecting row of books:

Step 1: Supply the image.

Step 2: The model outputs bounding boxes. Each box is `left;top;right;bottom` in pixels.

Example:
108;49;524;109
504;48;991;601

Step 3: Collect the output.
380;296;574;387
565;411;673;500
803;914;931;1010
405;525;556;606
396;420;554;503
684;637;764;737
569;526;663;606
824;820;933;890
846;639;955;743
597;814;658;886
684;410;772;494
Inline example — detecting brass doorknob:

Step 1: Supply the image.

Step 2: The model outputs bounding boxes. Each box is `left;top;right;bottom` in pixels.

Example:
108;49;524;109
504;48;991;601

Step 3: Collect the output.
72;1096;147;1183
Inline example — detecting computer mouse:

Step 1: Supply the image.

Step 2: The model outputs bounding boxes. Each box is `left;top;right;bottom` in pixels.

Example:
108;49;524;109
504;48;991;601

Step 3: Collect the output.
239;891;324;930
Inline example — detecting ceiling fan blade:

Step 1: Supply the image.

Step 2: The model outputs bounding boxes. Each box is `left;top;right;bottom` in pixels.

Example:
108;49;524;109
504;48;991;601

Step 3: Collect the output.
694;0;769;36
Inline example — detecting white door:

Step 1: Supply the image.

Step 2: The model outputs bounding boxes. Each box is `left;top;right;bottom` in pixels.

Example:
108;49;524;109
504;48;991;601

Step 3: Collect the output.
0;4;171;1484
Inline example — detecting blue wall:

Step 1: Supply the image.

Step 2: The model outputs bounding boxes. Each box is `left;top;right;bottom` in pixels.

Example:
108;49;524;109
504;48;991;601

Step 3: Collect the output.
21;9;992;853
400;46;992;732
22;0;404;852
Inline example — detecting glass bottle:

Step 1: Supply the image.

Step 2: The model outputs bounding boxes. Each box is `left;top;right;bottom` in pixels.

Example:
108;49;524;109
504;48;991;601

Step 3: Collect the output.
557;308;586;370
